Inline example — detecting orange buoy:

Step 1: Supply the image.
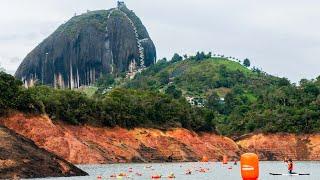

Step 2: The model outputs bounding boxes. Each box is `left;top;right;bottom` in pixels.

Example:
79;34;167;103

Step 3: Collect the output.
240;153;259;180
151;175;161;179
202;156;208;162
223;155;228;164
118;172;127;177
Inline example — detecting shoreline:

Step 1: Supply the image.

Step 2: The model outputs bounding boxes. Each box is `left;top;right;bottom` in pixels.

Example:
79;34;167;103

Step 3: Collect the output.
75;160;320;165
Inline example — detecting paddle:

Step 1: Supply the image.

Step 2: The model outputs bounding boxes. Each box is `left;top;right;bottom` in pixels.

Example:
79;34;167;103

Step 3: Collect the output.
269;173;310;176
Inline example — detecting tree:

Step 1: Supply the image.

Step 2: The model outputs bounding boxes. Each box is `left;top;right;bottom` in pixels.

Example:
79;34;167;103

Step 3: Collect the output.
278;78;291;87
206;92;221;111
159;57;167;62
303;83;319;96
171;53;183;63
316;75;320;83
252;66;261;73
183;54;188;60
243;58;251;67
0;72;22;110
195;51;206;61
96;74;115;88
159;71;170;85
165;85;182;99
206;52;212;58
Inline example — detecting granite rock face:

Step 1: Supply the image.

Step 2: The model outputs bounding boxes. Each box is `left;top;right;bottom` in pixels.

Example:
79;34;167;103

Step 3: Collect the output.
15;3;156;88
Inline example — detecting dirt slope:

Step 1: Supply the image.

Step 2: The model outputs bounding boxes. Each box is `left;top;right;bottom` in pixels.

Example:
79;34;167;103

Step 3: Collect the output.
0;125;87;179
0;113;239;164
2;113;319;163
237;133;320;160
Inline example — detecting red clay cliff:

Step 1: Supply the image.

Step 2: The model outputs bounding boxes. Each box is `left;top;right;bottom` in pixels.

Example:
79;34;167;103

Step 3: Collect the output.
1;113;319;164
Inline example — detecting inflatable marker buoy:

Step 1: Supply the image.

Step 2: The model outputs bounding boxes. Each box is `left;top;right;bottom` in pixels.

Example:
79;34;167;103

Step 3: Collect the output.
223;155;228;164
118;172;127;177
151;175;161;179
202;156;208;162
97;175;102;179
241;153;259;180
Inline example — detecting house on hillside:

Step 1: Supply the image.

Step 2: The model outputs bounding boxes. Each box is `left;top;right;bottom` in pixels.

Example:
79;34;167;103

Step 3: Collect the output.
186;96;205;107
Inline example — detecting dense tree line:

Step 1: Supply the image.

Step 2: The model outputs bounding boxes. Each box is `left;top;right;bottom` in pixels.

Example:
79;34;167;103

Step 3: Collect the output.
206;77;320;135
0;72;43;114
0;72;212;131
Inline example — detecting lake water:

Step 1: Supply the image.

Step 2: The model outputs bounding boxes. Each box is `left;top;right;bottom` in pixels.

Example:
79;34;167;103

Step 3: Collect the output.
37;161;319;180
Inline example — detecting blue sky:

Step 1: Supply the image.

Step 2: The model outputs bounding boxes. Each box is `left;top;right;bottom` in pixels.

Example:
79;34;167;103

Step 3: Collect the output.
0;0;320;83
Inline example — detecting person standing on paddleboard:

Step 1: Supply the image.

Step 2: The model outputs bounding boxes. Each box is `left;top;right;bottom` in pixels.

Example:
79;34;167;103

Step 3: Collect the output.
287;159;294;174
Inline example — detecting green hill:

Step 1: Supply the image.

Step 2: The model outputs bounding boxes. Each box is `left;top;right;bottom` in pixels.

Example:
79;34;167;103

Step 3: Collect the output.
119;55;320;135
124;57;279;100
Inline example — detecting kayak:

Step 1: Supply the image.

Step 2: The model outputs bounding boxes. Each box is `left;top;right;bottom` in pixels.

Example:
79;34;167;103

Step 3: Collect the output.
270;173;310;176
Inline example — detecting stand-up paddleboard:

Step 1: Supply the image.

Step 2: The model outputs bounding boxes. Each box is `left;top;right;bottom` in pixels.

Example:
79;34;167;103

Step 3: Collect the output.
269;173;310;176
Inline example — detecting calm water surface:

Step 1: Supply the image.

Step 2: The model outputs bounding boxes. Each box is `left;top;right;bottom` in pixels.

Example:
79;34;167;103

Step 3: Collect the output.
36;161;319;180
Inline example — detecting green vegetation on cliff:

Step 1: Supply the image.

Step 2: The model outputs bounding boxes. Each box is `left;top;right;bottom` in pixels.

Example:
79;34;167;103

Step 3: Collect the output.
3;52;320;136
56;10;111;36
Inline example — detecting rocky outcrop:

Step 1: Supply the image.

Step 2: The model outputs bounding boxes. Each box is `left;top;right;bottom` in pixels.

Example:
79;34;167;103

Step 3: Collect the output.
237;133;320;160
0;125;87;179
0;113;240;164
15;3;156;88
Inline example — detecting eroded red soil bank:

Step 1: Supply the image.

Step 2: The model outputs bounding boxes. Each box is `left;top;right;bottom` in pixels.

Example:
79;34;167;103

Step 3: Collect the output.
1;113;319;164
0;114;239;164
